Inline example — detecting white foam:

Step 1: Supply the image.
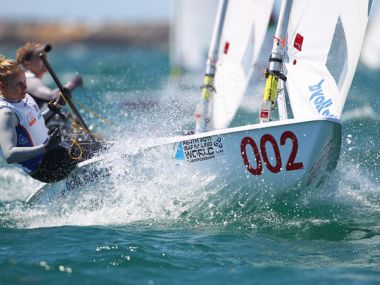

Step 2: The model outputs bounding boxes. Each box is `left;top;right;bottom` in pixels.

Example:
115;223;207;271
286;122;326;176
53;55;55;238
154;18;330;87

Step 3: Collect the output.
0;167;43;202
341;105;380;121
17;138;220;228
334;162;380;212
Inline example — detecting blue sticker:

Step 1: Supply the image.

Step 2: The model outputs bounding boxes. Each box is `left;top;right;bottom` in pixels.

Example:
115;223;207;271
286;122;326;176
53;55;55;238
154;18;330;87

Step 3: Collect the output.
175;142;185;160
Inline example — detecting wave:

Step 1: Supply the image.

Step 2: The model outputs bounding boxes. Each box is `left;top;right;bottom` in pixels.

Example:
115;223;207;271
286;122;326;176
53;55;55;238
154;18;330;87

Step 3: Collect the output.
341;105;380;121
0;167;42;202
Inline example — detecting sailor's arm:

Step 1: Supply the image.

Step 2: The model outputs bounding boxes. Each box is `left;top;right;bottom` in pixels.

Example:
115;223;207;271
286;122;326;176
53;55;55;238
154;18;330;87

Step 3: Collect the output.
0;109;46;164
26;77;59;102
27;74;83;103
41;104;60;122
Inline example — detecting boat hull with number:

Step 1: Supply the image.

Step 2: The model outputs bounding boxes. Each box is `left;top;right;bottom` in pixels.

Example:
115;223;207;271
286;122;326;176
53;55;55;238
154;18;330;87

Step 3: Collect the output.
26;117;341;206
173;117;341;190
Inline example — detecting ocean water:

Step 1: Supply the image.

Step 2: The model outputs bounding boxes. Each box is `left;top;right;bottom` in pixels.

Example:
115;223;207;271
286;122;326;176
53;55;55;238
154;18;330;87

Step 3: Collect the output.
0;45;379;285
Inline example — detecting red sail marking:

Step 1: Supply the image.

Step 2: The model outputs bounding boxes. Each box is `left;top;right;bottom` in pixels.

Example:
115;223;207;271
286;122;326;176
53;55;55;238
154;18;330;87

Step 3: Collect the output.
294;33;304;51
224;41;230;54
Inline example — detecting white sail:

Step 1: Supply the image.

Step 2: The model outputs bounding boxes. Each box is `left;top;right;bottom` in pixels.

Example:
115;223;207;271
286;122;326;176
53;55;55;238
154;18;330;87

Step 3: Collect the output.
361;0;380;69
170;0;218;72
211;0;274;130
285;0;371;119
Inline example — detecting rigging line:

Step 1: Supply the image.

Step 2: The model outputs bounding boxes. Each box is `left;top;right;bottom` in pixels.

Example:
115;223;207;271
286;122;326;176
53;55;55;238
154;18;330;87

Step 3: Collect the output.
71;98;116;128
58;92;91;160
67;135;83;160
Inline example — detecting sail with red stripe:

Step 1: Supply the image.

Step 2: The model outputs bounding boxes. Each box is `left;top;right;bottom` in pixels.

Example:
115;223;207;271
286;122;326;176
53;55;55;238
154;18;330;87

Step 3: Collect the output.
211;0;275;130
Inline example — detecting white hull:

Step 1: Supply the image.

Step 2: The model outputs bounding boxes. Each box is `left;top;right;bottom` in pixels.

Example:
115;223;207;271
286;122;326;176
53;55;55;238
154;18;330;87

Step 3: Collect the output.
27;118;341;206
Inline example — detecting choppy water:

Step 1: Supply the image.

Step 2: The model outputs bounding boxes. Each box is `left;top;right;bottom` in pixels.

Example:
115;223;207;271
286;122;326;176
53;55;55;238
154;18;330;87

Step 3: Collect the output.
0;45;379;284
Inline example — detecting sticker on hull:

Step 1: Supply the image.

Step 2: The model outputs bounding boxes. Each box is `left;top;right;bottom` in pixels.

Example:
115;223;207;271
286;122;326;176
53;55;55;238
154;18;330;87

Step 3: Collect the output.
175;136;224;163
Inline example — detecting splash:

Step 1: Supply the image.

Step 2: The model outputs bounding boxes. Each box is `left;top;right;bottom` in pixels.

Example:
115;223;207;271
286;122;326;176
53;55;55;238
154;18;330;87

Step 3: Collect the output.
8;135;221;229
0;167;42;202
342;105;380;121
2;122;378;234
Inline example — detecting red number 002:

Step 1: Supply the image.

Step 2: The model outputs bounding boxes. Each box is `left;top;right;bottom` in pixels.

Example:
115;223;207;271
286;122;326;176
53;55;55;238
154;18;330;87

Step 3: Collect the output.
241;131;304;176
240;137;262;175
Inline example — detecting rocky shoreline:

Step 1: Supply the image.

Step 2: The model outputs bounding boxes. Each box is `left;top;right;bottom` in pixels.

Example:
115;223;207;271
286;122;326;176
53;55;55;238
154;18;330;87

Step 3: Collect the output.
0;21;169;47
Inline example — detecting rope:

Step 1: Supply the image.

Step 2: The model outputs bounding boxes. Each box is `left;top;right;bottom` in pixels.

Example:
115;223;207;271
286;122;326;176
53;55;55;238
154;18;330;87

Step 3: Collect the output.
58;92;87;160
58;92;115;160
72;98;115;127
67;132;83;160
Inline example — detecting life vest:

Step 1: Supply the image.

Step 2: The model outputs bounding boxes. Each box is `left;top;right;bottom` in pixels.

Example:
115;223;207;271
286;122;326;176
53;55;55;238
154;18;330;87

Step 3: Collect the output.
0;94;49;173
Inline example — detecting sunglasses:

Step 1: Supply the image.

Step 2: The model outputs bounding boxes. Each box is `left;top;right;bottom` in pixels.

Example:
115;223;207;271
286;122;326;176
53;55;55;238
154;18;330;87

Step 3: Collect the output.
24;52;47;62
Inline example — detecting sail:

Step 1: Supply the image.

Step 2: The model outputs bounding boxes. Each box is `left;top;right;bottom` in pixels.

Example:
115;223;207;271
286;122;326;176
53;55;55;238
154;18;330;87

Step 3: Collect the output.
361;0;380;69
285;0;371;119
211;0;274;130
170;0;218;73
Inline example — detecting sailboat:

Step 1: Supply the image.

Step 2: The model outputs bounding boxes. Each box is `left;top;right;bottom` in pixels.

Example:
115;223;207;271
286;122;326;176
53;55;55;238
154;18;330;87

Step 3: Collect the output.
26;0;373;206
210;0;275;130
163;0;219;110
361;0;380;69
170;0;218;74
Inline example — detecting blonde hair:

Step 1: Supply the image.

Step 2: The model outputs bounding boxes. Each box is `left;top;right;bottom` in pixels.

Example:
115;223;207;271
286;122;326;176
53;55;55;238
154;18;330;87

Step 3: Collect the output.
0;56;21;82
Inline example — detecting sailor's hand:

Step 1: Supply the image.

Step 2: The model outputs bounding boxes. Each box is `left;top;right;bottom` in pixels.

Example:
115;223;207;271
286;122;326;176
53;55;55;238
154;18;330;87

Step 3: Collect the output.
47;101;67;121
56;87;72;105
48;101;62;113
62;87;72;98
67;74;83;90
45;128;62;152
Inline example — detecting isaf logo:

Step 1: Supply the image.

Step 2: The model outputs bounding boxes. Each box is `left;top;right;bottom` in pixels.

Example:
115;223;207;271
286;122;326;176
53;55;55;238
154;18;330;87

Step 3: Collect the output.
213;137;224;154
18;134;29;145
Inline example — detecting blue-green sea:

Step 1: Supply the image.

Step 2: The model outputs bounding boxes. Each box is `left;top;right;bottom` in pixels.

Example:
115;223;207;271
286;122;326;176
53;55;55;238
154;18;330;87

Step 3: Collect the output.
0;44;379;284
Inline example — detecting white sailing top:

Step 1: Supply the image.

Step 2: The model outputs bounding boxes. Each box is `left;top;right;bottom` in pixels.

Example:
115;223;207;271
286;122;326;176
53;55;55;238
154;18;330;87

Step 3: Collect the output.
0;94;48;173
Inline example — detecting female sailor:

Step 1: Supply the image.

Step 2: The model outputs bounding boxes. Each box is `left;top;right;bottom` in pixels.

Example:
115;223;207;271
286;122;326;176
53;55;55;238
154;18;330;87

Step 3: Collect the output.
0;56;79;183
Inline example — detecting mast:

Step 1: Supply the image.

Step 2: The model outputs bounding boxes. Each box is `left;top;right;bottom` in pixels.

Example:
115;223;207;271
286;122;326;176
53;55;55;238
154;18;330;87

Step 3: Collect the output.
259;0;293;122
195;0;229;133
